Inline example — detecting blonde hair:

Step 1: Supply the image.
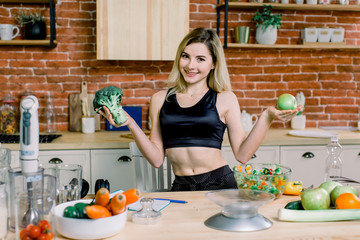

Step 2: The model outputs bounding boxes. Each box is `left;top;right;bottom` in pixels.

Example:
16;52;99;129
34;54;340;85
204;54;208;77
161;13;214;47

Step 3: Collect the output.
167;28;231;98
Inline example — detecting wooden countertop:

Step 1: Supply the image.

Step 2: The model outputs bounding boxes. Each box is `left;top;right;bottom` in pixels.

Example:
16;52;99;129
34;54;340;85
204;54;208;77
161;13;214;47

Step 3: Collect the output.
3;128;360;151
54;191;360;240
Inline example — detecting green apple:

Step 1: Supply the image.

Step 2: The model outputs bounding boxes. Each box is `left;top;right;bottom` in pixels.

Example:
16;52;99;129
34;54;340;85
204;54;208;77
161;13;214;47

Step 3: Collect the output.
330;185;358;206
301;188;330;210
319;181;342;195
277;93;297;110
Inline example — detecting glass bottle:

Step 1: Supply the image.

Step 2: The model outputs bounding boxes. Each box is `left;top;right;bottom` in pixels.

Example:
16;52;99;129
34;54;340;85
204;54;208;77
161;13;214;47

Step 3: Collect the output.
44;94;57;133
324;135;342;182
0;94;19;134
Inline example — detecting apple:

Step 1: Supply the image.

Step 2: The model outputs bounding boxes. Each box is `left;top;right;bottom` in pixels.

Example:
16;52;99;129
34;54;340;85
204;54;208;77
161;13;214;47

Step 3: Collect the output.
301;188;330;210
330;185;358;206
277;93;297;110
319;181;342;195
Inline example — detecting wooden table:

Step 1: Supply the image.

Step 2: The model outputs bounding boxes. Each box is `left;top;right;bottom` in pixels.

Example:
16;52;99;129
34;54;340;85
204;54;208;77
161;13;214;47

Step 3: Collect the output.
53;191;360;240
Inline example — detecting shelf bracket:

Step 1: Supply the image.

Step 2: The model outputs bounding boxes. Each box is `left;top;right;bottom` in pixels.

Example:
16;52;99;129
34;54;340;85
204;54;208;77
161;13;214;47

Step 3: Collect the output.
216;0;229;48
49;0;56;48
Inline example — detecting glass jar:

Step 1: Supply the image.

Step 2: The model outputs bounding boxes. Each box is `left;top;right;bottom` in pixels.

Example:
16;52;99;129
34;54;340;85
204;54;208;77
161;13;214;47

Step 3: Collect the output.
44;95;57;133
0;94;19;134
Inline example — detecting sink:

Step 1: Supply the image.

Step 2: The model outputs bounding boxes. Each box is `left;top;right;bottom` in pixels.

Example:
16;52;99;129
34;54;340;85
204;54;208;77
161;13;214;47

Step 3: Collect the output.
0;134;62;143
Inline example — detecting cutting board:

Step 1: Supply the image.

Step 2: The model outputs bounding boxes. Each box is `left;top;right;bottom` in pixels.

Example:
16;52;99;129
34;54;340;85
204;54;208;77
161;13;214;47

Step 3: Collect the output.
69;81;100;132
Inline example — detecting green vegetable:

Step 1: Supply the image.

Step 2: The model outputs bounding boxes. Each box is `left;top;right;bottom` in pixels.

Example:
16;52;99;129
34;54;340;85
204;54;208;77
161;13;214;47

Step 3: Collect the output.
63;206;80;218
285;200;304;210
93;85;128;125
74;202;89;218
278;208;360;222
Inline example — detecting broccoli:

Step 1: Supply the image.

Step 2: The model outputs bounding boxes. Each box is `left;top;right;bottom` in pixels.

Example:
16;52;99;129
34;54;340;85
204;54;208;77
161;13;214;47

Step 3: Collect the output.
93;85;128;125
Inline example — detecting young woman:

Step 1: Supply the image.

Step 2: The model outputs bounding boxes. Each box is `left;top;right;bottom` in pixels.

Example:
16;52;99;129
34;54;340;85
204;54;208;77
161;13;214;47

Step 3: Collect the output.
100;28;301;191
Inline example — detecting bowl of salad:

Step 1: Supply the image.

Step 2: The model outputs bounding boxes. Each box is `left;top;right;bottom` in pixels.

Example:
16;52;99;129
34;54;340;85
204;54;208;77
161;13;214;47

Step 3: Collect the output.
233;163;292;199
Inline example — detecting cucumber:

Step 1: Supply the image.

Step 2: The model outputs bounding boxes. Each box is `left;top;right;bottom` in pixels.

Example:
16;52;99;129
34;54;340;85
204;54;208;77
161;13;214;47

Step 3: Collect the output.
284;200;304;210
278;208;360;222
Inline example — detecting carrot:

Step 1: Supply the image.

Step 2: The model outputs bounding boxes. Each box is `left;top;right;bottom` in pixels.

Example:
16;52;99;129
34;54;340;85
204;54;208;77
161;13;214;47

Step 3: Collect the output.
123;188;141;205
95;188;110;207
111;193;127;215
85;205;111;219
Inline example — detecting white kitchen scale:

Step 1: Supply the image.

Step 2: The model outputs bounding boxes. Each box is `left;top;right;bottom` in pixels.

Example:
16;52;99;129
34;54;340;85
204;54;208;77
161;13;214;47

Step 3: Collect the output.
204;189;275;232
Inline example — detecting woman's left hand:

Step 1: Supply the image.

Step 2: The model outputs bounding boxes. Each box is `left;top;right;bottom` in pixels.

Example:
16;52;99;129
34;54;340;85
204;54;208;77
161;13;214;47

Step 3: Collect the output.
268;105;303;122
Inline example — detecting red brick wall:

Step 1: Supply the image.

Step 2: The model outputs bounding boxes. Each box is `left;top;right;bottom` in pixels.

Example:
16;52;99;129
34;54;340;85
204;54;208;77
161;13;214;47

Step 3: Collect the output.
0;0;359;132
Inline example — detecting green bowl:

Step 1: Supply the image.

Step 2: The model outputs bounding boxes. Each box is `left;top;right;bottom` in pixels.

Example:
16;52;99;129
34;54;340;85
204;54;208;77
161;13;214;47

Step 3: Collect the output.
233;163;292;199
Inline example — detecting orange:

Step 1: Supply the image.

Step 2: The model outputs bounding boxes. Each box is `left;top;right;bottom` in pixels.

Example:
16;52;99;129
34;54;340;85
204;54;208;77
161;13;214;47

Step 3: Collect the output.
111;193;127;215
123;188;141;205
85;205;112;219
95;187;110;207
335;192;360;209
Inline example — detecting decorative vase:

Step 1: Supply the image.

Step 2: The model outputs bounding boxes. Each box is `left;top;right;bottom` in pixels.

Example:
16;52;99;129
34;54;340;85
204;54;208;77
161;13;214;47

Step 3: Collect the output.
25;21;46;40
255;25;277;45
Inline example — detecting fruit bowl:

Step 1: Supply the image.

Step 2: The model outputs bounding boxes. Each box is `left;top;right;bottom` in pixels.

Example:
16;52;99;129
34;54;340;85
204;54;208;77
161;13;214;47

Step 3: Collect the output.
233;163;291;199
55;199;127;240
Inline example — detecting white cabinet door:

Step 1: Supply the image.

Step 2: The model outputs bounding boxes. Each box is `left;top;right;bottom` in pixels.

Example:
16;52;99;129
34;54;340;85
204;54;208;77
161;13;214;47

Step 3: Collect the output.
90;149;136;194
222;146;280;169
341;145;360;182
38;150;91;189
280;146;328;187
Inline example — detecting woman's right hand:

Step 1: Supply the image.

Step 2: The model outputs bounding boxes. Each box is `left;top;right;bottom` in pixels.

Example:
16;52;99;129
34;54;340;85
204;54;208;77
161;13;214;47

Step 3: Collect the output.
96;106;131;128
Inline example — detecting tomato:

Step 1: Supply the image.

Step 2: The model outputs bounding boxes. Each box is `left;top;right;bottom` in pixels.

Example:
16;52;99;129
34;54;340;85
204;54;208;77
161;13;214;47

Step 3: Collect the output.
38;233;51;240
21;235;32;240
28;225;41;238
123;188;141;205
19;228;28;239
42;230;54;240
38;220;51;232
335;192;360;209
25;224;34;232
95;187;110;207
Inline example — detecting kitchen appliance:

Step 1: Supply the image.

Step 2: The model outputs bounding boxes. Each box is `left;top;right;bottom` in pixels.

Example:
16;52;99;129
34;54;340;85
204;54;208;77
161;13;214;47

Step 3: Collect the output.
19;95;40;227
204;189;275;232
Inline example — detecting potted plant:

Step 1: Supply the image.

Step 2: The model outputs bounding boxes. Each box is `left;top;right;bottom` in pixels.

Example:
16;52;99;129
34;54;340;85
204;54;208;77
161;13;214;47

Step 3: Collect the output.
253;5;282;45
15;10;46;40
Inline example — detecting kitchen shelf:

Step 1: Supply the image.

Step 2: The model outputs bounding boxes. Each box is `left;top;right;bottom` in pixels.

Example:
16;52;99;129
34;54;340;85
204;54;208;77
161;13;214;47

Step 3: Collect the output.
216;2;360;12
227;43;360;49
0;39;57;46
216;0;360;49
0;0;57;48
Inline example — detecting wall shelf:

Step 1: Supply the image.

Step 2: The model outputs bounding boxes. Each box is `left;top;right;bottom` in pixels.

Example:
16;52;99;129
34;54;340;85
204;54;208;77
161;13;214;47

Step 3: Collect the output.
216;0;360;49
216;2;360;12
0;0;56;48
0;40;57;46
227;43;360;49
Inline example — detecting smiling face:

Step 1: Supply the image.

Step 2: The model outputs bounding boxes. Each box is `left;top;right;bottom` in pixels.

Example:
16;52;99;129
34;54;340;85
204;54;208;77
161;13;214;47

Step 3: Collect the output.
179;42;214;86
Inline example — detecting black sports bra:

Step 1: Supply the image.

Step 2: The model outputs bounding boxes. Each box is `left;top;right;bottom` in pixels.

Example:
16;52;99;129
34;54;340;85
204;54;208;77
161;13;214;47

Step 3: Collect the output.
159;89;226;149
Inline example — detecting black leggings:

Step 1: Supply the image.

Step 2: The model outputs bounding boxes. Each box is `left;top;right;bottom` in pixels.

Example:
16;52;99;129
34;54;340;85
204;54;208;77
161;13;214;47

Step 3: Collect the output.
171;165;238;191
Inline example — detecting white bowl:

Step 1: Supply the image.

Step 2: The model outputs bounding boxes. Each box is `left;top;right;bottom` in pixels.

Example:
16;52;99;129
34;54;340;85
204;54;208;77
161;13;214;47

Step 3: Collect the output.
55;199;127;239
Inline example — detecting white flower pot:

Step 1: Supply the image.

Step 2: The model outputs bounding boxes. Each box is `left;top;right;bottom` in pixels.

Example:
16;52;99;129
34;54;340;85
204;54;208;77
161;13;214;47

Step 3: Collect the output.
256;25;277;45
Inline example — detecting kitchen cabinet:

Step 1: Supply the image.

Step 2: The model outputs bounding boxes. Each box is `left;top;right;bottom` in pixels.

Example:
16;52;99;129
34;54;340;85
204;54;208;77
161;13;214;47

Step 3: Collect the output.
90;149;136;194
216;0;360;49
0;0;57;47
222;146;279;169
9;150;91;187
96;0;189;60
280;145;328;187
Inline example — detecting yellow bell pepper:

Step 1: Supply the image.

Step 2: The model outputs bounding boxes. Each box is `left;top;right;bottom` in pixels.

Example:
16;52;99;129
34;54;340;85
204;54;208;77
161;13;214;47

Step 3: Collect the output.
284;181;303;195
